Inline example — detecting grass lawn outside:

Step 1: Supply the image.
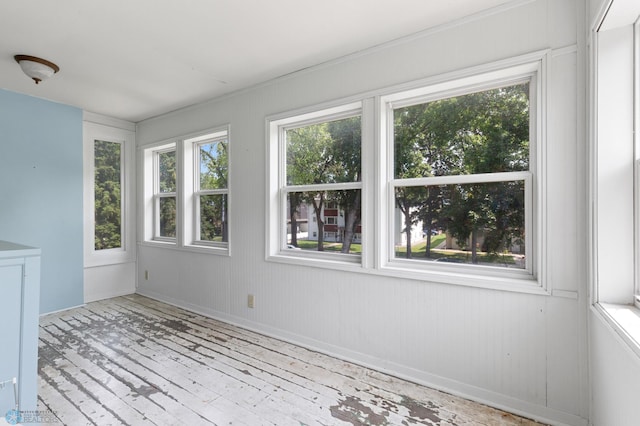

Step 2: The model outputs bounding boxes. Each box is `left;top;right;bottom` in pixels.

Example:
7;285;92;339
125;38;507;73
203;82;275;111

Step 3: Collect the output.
291;234;521;267
294;239;362;254
395;234;519;266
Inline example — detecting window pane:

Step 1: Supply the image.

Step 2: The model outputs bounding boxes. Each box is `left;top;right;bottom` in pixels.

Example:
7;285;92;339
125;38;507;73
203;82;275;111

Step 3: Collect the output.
286;189;361;254
200;194;228;242
159;196;176;237
394;83;530;179
94;140;122;250
394;181;525;269
200;140;228;190
159;150;176;193
286;116;361;185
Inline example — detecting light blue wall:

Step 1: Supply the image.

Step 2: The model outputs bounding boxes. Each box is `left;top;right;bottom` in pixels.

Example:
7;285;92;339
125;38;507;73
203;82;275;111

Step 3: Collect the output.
0;89;83;313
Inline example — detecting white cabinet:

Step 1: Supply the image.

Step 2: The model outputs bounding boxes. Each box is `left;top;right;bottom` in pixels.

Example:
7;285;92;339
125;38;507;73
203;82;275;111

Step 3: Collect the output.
0;242;40;417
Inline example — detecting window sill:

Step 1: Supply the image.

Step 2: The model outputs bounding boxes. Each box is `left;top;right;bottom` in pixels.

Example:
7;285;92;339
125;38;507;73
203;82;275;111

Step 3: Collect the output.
267;252;362;270
182;244;230;256
85;255;136;268
84;246;136;268
595;302;640;358
267;252;553;295
380;262;547;295
139;240;229;256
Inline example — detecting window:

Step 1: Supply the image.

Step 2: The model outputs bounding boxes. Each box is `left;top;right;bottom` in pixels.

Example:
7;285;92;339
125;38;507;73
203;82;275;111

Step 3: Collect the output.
155;146;177;240
83;120;135;267
270;102;363;259
636;17;640;309
186;131;229;247
591;0;640;355
378;58;543;289
268;54;545;290
142;126;230;254
94;140;122;250
387;82;531;272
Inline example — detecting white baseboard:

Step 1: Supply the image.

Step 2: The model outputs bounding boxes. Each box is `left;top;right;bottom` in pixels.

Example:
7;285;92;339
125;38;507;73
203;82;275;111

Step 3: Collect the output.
135;288;587;426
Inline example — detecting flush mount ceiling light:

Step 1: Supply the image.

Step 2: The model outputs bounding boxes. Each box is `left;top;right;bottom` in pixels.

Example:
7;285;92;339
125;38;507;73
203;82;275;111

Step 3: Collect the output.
14;55;60;84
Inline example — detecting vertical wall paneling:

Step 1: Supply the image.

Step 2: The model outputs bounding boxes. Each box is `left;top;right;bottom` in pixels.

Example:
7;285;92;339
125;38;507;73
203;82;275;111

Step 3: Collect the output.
594;24;635;303
83;116;137;303
588;0;640;424
589;309;640;426
136;1;587;424
547;48;580;295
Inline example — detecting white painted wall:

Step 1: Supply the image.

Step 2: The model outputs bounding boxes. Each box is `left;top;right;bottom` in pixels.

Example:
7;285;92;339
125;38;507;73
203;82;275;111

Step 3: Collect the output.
84;262;136;303
595;24;635;304
589;309;640;426
588;0;640;424
83;114;137;303
136;1;588;424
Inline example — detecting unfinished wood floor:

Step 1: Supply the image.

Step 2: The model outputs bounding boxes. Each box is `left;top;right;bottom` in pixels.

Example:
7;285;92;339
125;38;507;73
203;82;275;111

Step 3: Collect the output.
37;295;543;426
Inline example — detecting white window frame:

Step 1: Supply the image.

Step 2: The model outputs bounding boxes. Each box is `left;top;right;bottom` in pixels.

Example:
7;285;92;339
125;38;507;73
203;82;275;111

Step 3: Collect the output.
634;17;640;310
379;66;541;288
267;52;547;293
153;145;178;243
141;126;231;255
267;101;370;266
183;128;230;251
142;141;173;245
83;119;135;267
590;0;640;357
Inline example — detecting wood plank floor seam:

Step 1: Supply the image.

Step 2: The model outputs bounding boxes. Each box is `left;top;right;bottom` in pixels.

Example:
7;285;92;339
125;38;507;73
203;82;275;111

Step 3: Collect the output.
37;295;546;426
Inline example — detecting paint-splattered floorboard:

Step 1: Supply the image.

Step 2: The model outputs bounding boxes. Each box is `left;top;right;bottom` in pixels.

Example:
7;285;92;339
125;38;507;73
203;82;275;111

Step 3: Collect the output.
37;294;544;426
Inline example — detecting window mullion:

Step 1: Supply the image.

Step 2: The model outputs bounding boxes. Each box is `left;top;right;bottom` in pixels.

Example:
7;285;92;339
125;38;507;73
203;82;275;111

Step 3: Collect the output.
283;108;362;132
197;188;229;196
392;171;531;188
635;18;640;300
284;182;362;193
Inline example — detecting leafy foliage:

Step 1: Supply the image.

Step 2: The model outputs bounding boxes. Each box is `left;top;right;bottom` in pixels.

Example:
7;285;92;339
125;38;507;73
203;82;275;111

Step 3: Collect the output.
158;150;176;192
200;141;228;190
94;140;121;250
199;139;229;242
158;150;176;237
394;83;530;263
286;116;362;252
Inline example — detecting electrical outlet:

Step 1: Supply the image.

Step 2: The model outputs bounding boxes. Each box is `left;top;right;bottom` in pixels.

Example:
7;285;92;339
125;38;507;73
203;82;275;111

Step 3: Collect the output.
145;270;149;280
248;294;255;309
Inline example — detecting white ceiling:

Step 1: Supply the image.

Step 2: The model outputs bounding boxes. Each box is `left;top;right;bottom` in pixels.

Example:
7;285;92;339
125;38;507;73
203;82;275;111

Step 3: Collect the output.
1;0;512;123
